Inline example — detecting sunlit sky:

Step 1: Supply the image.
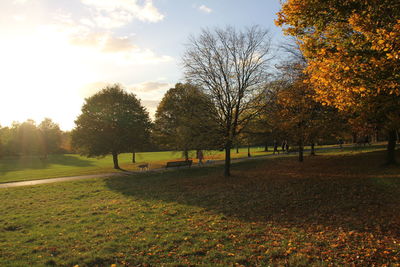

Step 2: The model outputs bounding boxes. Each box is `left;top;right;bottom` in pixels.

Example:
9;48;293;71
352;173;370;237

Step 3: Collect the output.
0;0;285;130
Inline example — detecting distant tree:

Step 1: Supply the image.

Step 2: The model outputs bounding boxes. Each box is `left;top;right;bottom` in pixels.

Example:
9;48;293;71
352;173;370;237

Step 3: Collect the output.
0;125;3;158
38;118;62;158
0;124;18;156
153;83;221;160
60;131;73;153
72;84;151;169
182;25;273;176
16;119;41;156
268;41;345;161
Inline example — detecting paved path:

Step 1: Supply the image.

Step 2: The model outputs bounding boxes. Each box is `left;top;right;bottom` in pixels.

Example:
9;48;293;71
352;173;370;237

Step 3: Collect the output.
0;173;130;188
0;145;346;189
0;155;267;189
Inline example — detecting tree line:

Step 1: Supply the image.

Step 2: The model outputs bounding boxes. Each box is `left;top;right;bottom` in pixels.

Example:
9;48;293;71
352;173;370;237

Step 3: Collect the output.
0;118;71;158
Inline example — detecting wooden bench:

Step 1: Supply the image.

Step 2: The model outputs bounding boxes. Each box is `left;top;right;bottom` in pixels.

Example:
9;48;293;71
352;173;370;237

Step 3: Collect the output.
166;160;193;168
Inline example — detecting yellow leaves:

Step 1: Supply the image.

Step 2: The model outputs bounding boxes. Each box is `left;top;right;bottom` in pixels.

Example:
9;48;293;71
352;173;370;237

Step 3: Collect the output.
377;39;386;45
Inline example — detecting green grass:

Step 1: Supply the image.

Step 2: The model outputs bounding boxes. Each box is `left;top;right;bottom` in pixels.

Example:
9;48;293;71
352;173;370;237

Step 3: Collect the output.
0;147;271;183
0;143;388;183
0;149;399;266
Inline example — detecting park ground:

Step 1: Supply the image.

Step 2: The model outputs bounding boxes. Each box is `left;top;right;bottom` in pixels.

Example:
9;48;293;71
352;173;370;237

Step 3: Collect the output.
0;147;268;183
0;148;399;266
0;144;387;183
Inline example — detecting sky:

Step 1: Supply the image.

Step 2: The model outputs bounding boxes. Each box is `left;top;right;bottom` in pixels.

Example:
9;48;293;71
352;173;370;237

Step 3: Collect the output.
0;0;286;130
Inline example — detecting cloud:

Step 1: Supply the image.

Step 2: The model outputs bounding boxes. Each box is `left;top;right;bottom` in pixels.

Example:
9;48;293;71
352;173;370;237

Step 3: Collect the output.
141;99;161;118
79;82;110;98
141;100;160;109
13;0;29;4
12;15;26;22
81;0;164;29
128;81;173;117
38;22;173;65
130;81;172;92
79;82;166;118
70;33;137;52
80;81;172;100
198;5;212;14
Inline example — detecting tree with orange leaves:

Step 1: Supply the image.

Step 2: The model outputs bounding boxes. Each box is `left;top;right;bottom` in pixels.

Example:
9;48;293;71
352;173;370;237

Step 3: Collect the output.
276;0;400;164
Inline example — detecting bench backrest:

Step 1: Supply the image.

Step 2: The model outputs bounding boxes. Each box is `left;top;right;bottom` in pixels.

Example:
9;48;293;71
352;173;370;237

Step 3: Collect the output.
166;160;192;167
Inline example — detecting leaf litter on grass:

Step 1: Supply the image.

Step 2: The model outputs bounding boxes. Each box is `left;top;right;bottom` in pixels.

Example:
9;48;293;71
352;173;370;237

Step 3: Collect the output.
0;150;399;266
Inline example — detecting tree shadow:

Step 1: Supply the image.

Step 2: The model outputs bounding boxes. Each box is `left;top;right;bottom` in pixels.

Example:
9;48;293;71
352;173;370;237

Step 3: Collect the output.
0;154;95;176
105;150;400;239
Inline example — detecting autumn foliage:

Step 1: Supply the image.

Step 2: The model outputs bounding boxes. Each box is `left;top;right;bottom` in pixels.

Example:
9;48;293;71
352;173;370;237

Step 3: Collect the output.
276;0;400;163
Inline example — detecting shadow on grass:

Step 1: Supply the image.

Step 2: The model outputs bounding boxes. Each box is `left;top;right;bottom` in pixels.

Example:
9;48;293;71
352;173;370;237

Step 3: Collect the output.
105;150;400;239
0;154;95;176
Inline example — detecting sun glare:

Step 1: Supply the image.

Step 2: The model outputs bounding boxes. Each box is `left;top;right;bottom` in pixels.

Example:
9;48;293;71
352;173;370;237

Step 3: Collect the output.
0;26;95;130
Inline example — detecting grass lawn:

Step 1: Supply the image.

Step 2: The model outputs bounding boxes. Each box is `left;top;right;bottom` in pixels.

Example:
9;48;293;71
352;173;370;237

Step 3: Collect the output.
0;143;387;183
0;147;271;183
0;150;399;266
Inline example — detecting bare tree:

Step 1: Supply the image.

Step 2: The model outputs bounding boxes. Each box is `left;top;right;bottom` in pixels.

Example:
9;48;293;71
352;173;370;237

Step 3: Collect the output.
182;26;273;176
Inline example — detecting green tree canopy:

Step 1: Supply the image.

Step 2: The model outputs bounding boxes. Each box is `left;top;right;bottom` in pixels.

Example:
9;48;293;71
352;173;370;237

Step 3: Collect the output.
38;118;62;158
153;83;221;160
72;84;151;169
16;119;41;156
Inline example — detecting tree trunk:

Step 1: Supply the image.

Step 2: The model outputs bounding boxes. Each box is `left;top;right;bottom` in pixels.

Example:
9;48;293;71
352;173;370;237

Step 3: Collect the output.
264;143;268;152
42;142;48;160
373;129;378;143
298;139;304;162
224;141;232;177
112;152;120;169
184;149;189;161
247;145;251;157
352;132;357;144
236;146;239;154
132;150;136;163
386;129;397;165
310;142;315;156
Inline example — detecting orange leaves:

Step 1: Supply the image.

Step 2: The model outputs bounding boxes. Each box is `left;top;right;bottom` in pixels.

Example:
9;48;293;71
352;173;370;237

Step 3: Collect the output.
276;0;400;121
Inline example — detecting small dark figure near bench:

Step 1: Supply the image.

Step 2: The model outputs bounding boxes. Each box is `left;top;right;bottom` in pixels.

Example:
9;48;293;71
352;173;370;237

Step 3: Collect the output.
166;160;193;168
